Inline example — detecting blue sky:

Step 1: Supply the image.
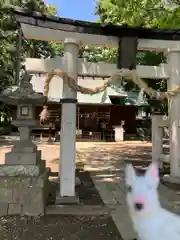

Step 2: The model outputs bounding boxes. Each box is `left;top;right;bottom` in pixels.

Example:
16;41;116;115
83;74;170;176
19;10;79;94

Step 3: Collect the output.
45;0;98;22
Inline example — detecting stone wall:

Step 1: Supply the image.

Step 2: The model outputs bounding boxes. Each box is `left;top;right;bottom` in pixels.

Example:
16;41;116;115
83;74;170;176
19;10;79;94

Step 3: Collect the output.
0;165;50;216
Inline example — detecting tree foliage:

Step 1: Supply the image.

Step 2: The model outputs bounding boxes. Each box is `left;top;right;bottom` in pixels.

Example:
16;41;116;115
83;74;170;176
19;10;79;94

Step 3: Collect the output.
78;0;179;77
94;0;180;70
96;0;180;27
88;0;180;112
0;0;61;124
1;0;179;115
0;0;60;91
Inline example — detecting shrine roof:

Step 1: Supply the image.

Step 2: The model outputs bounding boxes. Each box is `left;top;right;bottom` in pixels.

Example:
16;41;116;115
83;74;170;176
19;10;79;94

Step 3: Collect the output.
31;75;148;106
12;6;180;41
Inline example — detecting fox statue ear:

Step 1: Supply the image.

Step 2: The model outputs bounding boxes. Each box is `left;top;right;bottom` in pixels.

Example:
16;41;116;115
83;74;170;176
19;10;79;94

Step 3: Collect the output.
145;162;159;188
125;164;136;186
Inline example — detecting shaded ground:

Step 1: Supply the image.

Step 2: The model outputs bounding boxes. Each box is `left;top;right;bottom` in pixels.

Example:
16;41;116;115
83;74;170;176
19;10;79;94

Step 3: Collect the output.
76;170;104;205
0;140;152;172
0;140;152;240
48;170;104;206
0;215;122;240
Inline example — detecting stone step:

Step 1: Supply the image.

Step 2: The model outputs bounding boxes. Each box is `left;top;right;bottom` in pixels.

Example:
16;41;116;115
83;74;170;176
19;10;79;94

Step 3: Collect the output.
46;205;112;215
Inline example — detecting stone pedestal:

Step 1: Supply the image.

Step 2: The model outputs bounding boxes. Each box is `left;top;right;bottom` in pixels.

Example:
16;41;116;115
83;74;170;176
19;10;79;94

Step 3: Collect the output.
0;111;49;216
163;174;180;184
5;122;41;166
0;133;50;216
5;141;41;165
0;120;51;216
0;165;49;216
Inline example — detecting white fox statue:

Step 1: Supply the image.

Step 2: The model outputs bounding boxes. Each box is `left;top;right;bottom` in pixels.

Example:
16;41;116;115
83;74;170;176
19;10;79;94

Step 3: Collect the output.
125;162;180;240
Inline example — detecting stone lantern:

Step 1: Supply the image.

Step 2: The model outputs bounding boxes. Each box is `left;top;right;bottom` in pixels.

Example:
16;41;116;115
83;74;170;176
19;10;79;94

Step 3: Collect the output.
0;71;45;165
0;71;51;216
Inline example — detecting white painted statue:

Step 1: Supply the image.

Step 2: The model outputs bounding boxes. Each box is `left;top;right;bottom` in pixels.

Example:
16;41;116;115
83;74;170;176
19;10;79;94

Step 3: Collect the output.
125;162;180;240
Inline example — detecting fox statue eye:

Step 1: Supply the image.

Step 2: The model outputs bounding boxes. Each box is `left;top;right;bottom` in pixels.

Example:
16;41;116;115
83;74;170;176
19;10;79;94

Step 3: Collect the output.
126;185;132;193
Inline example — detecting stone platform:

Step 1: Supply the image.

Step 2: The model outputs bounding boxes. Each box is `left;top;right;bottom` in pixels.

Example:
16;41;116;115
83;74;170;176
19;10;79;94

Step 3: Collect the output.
0;165;50;216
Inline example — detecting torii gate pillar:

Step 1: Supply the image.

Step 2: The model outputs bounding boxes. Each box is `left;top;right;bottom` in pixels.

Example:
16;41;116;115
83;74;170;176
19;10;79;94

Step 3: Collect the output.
59;38;79;201
164;48;180;183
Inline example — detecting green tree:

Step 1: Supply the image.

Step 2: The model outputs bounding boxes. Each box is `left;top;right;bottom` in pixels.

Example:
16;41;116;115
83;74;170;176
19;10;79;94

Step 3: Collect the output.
78;1;179;68
0;0;60;126
87;0;180;112
0;0;59;91
94;0;180;68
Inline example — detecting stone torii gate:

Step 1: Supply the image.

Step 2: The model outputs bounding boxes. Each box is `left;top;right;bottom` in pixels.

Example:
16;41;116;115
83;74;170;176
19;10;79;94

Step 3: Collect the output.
26;57;169;196
13;7;180;203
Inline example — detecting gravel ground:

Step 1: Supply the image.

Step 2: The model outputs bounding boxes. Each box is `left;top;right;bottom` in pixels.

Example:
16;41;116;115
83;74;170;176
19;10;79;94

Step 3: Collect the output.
0;215;122;240
0;168;122;240
0;140;152;240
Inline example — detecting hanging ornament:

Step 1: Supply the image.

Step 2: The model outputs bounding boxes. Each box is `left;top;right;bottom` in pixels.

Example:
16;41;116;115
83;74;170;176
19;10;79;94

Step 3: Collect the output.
39;105;50;125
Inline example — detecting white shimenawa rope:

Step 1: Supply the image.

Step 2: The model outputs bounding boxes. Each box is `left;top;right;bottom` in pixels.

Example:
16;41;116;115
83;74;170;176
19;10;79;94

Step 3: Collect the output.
43;68;180;100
